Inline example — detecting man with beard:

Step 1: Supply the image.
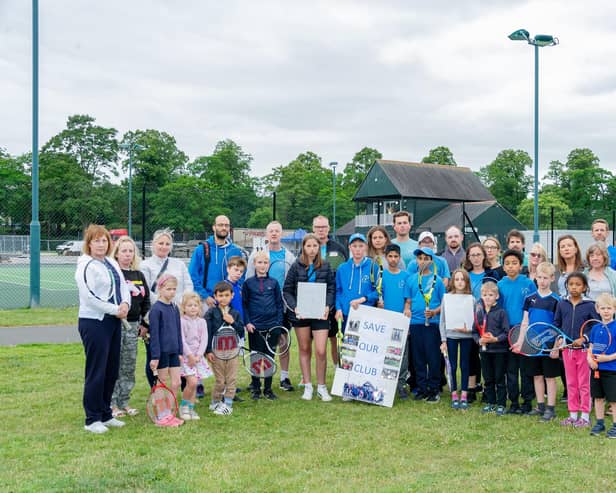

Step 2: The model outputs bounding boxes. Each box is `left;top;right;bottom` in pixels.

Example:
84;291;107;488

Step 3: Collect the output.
442;226;465;273
189;215;243;308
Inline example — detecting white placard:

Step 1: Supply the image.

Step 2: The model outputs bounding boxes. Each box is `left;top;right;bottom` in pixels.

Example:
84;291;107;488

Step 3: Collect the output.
331;305;410;407
442;293;474;332
296;282;327;319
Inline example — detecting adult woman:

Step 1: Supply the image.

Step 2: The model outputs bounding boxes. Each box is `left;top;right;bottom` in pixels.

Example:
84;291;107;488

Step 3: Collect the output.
583;242;616;300
463;243;498;300
75;224;131;434
482;236;503;280
282;234;335;402
527;243;548;283
555;235;584;297
110;236;151;418
367;225;404;301
141;228;193;386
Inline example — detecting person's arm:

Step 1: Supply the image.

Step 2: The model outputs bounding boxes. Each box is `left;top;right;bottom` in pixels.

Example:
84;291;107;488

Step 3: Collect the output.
495;310;510;343
188;245;208;299
325;264;336;311
204;310;214;354
75;260;123;316
149;306;161;360
274;280;284;326
282;263;299;310
439;296;447;342
180;261;194;295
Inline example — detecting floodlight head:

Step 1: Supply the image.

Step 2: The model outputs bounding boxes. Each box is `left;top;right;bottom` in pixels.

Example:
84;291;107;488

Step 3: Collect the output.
533;34;558;47
329;161;338;168
508;29;530;41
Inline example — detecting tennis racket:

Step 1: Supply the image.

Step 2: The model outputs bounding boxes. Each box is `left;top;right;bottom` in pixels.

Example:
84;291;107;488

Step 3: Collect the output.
579;318;603;347
146;370;179;425
474;301;492;352
524;321;572;354
336;318;343;367
83;258;119;304
418;264;437;326
588;321;612;379
242;349;277;379
254;325;291;357
211;324;241;360
442;350;453;392
508;324;542;356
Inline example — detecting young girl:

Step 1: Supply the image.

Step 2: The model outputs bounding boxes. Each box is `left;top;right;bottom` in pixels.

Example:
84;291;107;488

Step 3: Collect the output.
111;236;151;418
148;274;184;426
179;292;212;421
439;269;474;409
554;272;599;427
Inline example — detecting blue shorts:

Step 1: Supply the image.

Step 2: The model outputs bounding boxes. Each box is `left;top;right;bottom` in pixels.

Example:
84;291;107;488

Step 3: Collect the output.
158;352;180;369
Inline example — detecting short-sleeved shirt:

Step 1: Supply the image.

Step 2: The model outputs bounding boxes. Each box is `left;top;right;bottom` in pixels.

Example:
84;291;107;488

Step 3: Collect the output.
523;291;559;325
498;275;537;326
381;270;409;313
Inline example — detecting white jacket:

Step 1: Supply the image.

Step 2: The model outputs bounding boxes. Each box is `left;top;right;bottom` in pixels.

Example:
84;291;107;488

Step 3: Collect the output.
141;255;193;304
75;255;131;320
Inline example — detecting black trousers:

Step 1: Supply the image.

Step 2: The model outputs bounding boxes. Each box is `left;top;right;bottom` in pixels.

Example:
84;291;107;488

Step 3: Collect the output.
506;352;534;408
480;352;507;406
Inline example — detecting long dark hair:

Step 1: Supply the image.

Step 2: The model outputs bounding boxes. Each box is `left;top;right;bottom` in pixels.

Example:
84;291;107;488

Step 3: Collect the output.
299;233;323;270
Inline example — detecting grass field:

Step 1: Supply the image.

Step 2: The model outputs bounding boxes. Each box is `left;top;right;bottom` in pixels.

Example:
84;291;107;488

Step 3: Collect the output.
1;341;614;493
0;306;78;327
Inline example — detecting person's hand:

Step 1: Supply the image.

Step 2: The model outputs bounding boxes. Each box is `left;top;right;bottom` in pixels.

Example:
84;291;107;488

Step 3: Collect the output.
377;299;384;309
138;325;148;338
246;323;256;334
149;359;159;371
440;342;447;354
549;349;560;359
404;308;411;318
335;310;343;322
117;303;129;319
205;296;216;308
588;356;598;370
572;337;584;348
511;341;522;353
322;306;330;320
188;354;197;367
222;312;234;324
350;298;363;310
206;353;215;363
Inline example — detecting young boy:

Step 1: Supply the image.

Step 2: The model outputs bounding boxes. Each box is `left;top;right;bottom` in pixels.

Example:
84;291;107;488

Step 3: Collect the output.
473;281;510;415
497;249;537;414
205;282;244;415
588;293;616;437
515;262;560;421
334;233;379;331
242;251;284;400
380;244;411;399
405;246;446;403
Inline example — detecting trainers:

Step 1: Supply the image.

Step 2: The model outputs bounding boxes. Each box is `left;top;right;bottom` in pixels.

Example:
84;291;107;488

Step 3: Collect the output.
341;395;352;402
467;391;476;404
590;422;606;436
302;385;313;401
506;406;521;415
196;383;205;398
573;418;590;428
102;417;125;428
155;414;181;427
209;401;222;411
425;393;440;404
251;390;262;400
84;421;108;434
459;400;469;410
413;391;426;401
482;404;495;413
213;403;233;415
540;410;556;422
179;405;192;420
317;386;332;402
190;408;200;420
280;378;295;392
451;399;460;410
298;378;306;388
607;425;616;439
560;416;577;426
264;390;278;400
233;395;244;403
398;387;409;400
527;407;545;416
496;406;506;416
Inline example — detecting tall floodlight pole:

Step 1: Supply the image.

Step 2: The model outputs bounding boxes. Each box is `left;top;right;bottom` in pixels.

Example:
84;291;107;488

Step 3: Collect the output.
329;162;338;242
30;0;40;307
119;142;145;237
509;29;559;244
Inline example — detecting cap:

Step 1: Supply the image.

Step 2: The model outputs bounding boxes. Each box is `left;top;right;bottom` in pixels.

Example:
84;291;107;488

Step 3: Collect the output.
348;233;367;244
413;247;434;258
418;231;436;244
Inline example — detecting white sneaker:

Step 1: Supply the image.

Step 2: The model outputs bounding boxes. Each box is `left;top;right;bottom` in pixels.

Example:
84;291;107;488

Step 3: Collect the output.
102;417;125;428
317;386;332;402
302;385;313;401
209;401;221;411
342;395;352;402
179;405;192;420
190;408;201;420
84;421;108;434
213;403;233;415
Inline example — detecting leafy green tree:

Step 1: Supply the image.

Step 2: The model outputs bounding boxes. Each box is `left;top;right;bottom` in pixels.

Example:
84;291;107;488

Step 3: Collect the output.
0;151;31;232
340;147;382;192
478;149;532;215
42;114;118;182
517;191;572;229
421;146;457;166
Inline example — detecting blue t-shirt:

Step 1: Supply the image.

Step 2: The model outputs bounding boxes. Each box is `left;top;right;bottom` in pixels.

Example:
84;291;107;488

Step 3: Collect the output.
523;291;559;325
469;271;485;301
589;319;616;371
405;270;446;325
392;238;419;268
608;245;616;271
497;275;537;326
381;270;409;313
406;255;450;281
268;249;287;289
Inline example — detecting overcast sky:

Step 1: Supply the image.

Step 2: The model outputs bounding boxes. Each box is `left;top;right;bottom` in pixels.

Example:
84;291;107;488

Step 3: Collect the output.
2;1;615;179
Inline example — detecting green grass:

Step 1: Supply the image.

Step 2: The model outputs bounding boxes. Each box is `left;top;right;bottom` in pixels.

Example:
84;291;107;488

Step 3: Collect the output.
0;306;78;326
2;344;615;492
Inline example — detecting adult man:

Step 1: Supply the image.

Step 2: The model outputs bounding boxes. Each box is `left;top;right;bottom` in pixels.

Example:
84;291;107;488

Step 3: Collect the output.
441;225;465;273
591;219;616;269
189;215;243;308
506;229;529;273
312;215;348;366
246;221;296;391
391;211;418;267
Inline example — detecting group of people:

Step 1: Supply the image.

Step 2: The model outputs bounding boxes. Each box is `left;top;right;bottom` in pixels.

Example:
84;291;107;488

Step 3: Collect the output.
75;214;616;438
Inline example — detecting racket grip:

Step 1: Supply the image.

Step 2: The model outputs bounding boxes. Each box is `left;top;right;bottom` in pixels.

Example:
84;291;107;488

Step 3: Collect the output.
337;318;342;331
480;344;487;352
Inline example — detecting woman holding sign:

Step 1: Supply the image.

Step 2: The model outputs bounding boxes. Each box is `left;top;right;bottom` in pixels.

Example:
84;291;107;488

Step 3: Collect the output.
283;234;335;402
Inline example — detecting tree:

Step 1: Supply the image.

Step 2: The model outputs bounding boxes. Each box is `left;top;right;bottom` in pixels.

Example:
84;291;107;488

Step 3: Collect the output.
421;146;457;166
42;114;118;182
517;192;572;229
478;149;532;216
0;151;30;232
340;147;382;192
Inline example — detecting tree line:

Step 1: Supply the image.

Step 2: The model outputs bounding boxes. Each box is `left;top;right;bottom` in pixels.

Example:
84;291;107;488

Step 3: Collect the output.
1;114;614;239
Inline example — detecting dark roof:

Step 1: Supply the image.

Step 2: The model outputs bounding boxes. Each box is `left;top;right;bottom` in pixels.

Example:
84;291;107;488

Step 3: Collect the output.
417;201;495;233
355;160;494;202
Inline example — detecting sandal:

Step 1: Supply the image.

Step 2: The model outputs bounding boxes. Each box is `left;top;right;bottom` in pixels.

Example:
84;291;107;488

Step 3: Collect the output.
124;407;139;416
112;407;126;418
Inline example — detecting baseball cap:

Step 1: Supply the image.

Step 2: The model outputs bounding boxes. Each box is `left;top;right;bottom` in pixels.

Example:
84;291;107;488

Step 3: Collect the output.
413;246;434;258
349;233;367;244
418;231;436;244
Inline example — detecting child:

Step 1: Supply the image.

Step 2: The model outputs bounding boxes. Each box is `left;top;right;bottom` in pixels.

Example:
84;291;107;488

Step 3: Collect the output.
554;272;599;427
380;244;411;399
334;233;379;332
242;251;284;400
205;282;244;415
588;293;616;437
473;281;510;415
439;269;474;409
179;292;212;421
148;274;184;426
405;246;446;403
497;249;537;414
513;262;560;421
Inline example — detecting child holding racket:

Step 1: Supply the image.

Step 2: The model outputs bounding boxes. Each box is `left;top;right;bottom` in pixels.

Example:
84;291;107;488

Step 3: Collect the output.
473;281;510;415
205;282;244;415
588;293;616;437
554;272;599;427
148;274;184;426
179;292;212;421
439;269;474;409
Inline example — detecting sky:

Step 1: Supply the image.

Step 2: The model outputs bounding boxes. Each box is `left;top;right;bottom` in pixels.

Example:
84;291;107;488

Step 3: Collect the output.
2;0;616;179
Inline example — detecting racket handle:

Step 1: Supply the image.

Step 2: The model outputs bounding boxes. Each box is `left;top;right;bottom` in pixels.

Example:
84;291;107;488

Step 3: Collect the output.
480;344;487;352
337;318;342;331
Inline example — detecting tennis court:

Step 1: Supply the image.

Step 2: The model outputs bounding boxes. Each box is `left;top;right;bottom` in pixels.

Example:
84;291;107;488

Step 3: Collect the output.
0;259;78;309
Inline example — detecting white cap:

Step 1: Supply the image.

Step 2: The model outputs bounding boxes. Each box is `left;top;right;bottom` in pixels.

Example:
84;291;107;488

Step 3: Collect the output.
418;231;436;244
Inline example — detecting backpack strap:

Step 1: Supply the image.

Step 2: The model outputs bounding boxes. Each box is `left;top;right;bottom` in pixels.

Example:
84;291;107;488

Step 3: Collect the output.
200;242;211;292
